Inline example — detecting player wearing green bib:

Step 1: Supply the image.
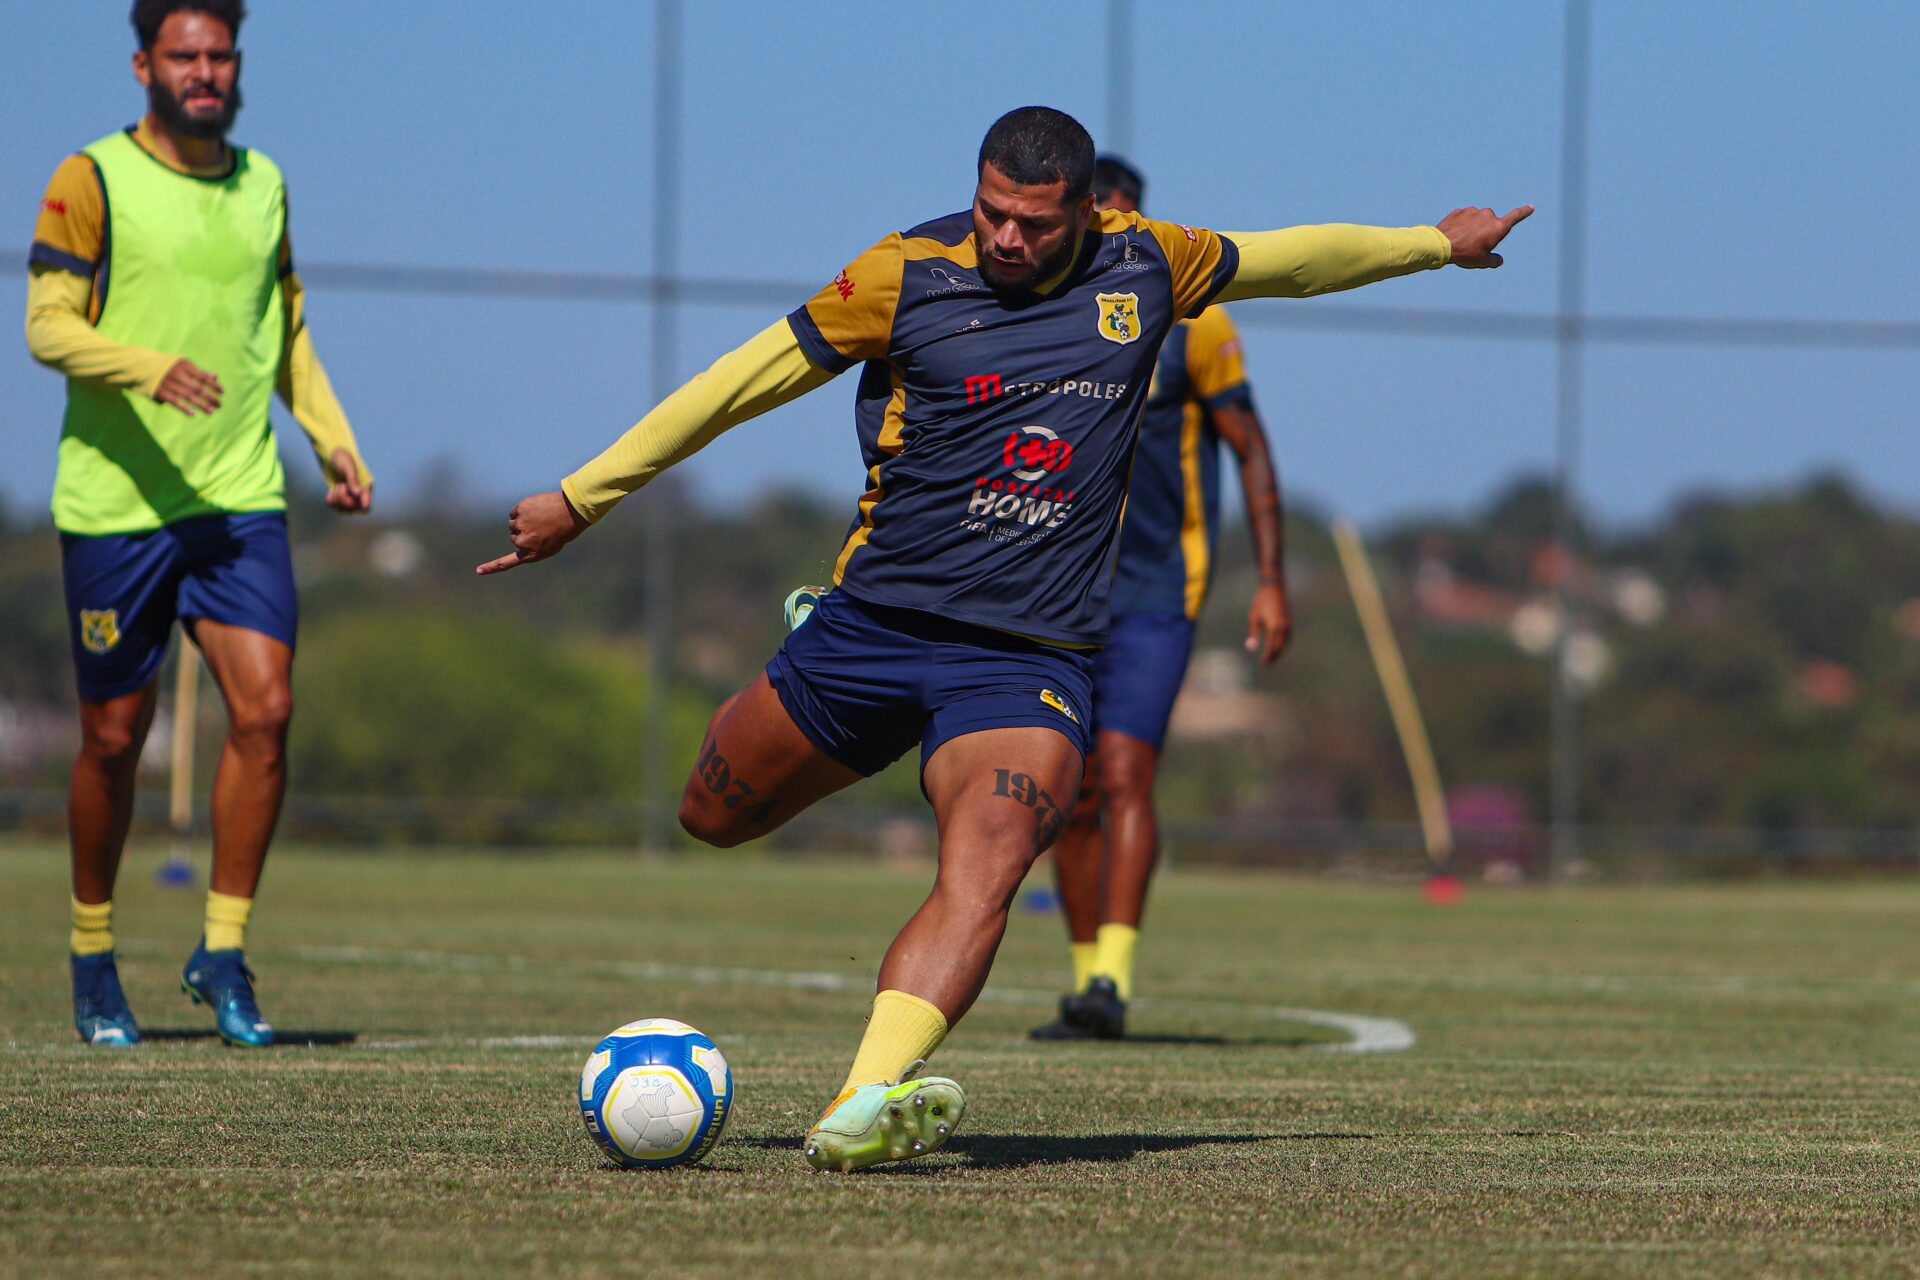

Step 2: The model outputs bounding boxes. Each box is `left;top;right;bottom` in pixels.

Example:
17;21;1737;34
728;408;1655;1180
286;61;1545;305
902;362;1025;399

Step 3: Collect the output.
25;0;372;1047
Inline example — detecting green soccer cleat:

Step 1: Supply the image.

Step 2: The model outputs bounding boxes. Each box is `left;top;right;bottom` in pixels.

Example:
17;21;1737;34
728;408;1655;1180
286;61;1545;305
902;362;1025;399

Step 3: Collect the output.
784;584;829;632
803;1063;964;1172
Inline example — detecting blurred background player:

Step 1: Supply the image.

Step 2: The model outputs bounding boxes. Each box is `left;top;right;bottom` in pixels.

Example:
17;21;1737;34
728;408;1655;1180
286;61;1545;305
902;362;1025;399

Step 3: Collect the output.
481;105;1527;1170
1034;156;1291;1040
26;0;373;1047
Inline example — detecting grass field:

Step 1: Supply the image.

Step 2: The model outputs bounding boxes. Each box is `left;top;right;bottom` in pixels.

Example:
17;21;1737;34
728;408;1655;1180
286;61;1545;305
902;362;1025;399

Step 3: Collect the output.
3;841;1919;1278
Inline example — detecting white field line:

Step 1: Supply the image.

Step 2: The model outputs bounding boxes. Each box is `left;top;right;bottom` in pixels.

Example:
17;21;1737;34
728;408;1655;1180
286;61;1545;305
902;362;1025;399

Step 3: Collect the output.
292;943;1415;1055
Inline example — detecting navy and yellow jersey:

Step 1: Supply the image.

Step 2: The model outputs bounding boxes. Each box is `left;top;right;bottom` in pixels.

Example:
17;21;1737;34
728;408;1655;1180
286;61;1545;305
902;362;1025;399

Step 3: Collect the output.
1109;305;1251;620
786;207;1238;646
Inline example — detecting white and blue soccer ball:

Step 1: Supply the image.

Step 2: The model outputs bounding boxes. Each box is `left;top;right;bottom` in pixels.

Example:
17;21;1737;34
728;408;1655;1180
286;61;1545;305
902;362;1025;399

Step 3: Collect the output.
578;1018;733;1169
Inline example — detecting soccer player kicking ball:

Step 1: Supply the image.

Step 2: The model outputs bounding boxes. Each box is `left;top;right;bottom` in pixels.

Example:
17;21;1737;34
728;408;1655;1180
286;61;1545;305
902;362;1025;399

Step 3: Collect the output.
27;1;373;1047
1032;156;1292;1041
481;107;1528;1170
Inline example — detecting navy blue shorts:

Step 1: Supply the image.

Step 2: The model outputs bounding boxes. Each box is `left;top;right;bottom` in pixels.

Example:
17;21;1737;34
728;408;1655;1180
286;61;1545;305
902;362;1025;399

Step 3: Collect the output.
1090;610;1197;751
766;590;1094;779
60;512;298;702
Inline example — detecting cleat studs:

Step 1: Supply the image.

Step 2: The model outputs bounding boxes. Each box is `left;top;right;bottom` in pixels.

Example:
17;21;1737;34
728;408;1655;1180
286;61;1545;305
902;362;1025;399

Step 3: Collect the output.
912;1141;925;1153
930;1106;943;1116
890;1106;903;1118
806;1145;818;1158
936;1123;950;1136
914;1095;927;1108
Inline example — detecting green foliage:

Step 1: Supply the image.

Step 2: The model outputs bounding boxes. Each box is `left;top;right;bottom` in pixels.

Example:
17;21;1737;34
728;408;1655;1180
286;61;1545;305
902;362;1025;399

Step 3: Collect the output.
8;472;1920;840
292;610;709;804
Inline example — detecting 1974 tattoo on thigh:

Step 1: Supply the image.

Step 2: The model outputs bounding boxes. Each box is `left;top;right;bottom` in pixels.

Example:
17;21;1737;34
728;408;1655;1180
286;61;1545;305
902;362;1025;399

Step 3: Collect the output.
992;767;1064;847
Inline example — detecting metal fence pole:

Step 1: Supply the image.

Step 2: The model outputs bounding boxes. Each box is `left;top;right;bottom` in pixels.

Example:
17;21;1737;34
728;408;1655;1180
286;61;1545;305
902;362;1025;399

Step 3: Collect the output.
643;0;681;852
1549;0;1592;877
1106;0;1133;154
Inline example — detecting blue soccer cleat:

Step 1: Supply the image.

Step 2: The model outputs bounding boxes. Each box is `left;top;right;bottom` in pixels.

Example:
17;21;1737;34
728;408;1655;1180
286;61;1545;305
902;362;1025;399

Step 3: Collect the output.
181;942;275;1048
72;951;141;1047
784;584;829;632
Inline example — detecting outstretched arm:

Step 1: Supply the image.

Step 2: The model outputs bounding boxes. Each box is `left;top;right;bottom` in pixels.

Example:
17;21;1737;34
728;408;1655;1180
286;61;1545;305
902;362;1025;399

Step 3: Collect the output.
475;318;833;575
1216;206;1533;303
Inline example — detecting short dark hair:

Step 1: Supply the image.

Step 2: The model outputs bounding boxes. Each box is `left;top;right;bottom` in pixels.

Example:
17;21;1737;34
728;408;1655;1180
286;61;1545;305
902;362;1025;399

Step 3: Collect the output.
132;0;245;51
977;107;1096;201
1092;154;1146;208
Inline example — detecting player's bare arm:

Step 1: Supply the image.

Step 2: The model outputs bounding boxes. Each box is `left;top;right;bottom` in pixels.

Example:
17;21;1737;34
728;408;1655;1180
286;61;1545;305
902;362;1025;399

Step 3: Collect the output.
1213;401;1291;665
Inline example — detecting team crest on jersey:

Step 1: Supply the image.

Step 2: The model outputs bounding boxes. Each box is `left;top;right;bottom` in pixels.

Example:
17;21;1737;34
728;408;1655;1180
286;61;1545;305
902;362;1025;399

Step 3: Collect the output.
1096;292;1141;346
80;610;121;654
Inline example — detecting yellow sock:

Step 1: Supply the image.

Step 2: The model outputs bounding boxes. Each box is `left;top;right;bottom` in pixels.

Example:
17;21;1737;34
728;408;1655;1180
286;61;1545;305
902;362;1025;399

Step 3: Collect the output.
70;897;114;956
1092;923;1139;1000
839;989;948;1093
204;890;253;953
1070;941;1098;993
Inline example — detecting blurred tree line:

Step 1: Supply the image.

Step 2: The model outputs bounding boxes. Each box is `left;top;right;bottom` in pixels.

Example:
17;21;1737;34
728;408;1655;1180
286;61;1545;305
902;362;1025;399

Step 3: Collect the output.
6;468;1920;842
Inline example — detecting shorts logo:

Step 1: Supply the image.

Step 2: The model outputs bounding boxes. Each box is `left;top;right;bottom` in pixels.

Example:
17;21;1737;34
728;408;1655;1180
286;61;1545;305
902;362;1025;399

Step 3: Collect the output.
1096;292;1140;345
80;609;121;654
1040;688;1080;723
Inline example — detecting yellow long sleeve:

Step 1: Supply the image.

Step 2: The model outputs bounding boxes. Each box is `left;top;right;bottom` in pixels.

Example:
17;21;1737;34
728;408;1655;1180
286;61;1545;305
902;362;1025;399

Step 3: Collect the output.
23;267;175;395
561;318;833;523
277;271;371;487
1216;224;1452;303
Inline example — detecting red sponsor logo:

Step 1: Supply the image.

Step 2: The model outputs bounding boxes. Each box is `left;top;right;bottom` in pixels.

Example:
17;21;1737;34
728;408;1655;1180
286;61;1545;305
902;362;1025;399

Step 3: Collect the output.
972;477;1076;503
965;374;1002;403
832;269;855;301
1002;427;1074;478
42;198;68;216
1179;224;1196;241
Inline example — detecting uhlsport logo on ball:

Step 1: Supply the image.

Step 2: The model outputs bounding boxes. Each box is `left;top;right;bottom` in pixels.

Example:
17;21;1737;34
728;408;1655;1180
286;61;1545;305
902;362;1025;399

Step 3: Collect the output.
578;1018;732;1168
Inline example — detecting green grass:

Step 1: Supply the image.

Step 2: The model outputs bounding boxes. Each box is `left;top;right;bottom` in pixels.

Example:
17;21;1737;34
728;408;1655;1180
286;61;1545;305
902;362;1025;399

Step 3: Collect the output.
3;841;1919;1278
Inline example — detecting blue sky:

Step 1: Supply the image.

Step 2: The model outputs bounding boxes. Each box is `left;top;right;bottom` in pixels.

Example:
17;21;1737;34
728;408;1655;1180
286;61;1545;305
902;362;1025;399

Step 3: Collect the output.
4;1;1916;531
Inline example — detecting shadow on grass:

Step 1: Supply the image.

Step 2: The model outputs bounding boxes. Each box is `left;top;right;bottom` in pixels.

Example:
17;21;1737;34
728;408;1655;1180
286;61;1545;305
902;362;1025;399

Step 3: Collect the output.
747;1131;1376;1170
140;1028;358;1047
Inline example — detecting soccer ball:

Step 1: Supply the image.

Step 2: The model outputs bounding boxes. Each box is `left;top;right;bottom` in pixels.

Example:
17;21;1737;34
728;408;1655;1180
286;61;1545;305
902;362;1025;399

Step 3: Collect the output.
578;1018;733;1169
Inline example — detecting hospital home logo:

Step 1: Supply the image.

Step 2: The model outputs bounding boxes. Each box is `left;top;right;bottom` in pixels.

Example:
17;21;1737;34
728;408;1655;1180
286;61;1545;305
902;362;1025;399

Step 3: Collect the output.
80;609;121;654
1096;292;1140;345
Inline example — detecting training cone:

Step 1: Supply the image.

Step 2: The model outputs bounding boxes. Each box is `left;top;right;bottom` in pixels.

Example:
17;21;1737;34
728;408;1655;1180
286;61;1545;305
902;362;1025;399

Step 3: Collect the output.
1422;873;1464;906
